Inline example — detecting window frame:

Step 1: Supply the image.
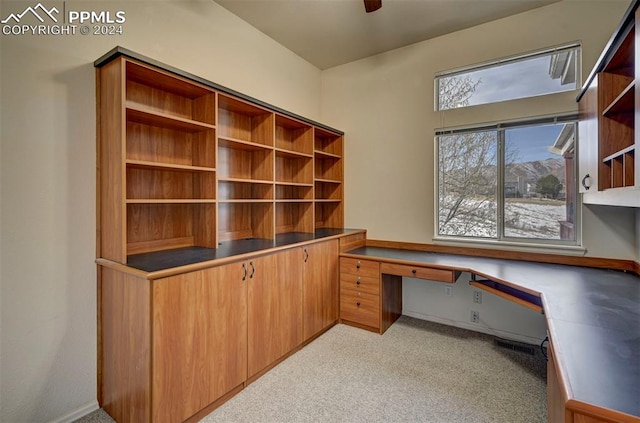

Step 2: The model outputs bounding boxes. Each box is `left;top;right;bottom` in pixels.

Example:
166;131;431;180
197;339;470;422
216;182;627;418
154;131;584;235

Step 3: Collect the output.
434;115;581;247
434;42;582;111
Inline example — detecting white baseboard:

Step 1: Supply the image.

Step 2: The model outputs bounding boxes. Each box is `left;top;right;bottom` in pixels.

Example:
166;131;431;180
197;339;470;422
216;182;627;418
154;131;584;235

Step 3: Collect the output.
48;400;99;423
402;310;544;346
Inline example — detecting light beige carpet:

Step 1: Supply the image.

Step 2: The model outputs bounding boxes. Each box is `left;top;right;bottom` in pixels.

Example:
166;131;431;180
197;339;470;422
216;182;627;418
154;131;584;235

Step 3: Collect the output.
77;316;546;423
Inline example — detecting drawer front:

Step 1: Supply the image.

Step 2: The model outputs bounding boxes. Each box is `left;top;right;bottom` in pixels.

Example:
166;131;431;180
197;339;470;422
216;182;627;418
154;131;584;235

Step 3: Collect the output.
340;274;379;295
340;257;380;278
380;262;456;283
340;289;379;328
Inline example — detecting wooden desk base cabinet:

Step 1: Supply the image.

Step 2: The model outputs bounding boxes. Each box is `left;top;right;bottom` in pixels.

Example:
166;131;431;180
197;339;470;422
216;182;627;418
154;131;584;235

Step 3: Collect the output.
339;258;460;334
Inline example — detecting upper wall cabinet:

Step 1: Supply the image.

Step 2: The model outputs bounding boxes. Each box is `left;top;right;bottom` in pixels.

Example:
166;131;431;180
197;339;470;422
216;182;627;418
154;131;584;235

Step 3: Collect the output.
96;49;345;263
578;0;640;207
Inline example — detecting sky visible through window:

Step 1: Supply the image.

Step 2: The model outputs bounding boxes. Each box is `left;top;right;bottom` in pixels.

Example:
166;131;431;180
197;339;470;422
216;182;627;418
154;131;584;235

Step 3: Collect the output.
506;125;563;162
437;47;579;110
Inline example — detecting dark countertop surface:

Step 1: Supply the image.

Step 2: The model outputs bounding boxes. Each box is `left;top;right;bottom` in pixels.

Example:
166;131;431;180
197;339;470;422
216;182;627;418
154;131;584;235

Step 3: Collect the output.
127;229;360;272
343;246;640;418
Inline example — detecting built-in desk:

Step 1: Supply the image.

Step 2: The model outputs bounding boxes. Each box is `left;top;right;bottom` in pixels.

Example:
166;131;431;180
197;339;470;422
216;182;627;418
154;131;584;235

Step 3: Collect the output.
340;246;640;423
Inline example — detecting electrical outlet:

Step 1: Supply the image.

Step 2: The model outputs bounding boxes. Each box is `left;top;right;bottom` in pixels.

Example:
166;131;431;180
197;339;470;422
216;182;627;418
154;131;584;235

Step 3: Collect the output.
473;290;482;304
445;286;452;296
471;310;480;323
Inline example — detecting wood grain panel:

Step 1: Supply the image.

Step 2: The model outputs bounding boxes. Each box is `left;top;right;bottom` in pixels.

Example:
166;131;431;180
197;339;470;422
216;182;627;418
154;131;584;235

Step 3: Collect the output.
125;59;213;100
98;58;127;263
547;341;571;423
381;274;403;334
303;240;339;340
152;264;247;423
276;202;313;234
248;249;303;377
340;274;380;295
340;288;380;329
339;231;366;252
276;154;313;184
275;117;313;154
380;262;458;283
100;267;151;423
218;96;274;146
340;257;380;278
315;201;344;229
314;129;343;157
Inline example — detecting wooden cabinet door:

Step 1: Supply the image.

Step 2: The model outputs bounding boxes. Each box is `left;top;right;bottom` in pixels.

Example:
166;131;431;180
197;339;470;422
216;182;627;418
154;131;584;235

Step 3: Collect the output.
152;263;247;423
303;239;339;341
247;250;303;378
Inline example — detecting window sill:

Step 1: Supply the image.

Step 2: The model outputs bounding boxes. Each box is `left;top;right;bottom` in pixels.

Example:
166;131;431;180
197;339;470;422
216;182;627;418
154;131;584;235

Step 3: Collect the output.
432;236;587;257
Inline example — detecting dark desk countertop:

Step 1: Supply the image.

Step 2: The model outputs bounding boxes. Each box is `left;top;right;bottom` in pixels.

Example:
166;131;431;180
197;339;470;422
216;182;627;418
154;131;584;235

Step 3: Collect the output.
344;246;640;418
126;229;361;272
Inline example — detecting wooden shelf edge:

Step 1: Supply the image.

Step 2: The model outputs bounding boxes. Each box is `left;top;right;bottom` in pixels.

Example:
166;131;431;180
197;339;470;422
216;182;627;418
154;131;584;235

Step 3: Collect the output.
126;159;216;173
218;136;273;151
315;178;342;184
469;281;542;313
126;103;216;131
602;144;636;162
126;199;216;204
218;177;274;185
601;79;635;116
275;148;314;159
275;200;313;203
315;199;342;203
275;181;313;187
219;199;273;203
314;150;342;159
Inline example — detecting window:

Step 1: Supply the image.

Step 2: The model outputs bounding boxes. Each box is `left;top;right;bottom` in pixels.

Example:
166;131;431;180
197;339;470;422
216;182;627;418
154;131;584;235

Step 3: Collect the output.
436;118;577;244
436;44;580;110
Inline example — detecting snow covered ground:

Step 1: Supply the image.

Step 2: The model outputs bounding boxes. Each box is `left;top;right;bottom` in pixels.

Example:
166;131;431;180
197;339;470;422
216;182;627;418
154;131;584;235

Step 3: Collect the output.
439;197;566;240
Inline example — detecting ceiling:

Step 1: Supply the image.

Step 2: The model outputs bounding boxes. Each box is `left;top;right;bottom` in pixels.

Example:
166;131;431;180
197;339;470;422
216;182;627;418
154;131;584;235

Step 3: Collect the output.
214;0;561;70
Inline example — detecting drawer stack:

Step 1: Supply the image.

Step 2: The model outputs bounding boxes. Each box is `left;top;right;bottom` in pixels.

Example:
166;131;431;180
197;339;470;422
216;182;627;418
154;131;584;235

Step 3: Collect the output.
339;257;380;330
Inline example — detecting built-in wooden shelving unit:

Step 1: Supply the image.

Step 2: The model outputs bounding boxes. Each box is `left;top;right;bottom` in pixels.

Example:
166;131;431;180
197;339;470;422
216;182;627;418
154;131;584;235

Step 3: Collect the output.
97;50;345;263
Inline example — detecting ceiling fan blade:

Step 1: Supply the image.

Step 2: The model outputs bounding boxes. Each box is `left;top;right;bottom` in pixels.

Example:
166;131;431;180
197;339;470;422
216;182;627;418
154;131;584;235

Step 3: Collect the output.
364;0;382;13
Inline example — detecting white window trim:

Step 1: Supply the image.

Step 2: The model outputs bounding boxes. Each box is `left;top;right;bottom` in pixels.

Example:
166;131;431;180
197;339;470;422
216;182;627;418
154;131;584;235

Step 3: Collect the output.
433;114;583;251
434;42;582;111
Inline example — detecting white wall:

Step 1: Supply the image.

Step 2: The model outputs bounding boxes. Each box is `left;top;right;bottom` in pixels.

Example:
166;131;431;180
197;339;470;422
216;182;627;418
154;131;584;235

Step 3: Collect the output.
320;0;635;342
0;1;321;421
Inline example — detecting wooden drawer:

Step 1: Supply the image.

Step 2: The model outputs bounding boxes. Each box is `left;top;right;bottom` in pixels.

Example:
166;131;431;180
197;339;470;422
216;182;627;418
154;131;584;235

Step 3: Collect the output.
380;262;457;283
340;257;380;278
340;274;379;295
340;288;379;329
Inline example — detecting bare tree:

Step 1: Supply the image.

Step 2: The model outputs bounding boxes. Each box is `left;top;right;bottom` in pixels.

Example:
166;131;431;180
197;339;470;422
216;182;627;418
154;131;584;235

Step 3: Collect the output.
437;75;500;237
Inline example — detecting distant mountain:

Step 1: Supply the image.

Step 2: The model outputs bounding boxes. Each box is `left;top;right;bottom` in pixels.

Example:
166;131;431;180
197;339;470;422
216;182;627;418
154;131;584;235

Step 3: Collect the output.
506;157;565;183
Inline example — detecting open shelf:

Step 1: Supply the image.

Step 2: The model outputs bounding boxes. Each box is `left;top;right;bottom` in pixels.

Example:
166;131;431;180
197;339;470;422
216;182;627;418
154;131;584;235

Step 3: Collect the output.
218;202;274;242
125;60;216;126
98;54;344;261
127;203;216;255
602;80;635;116
275;114;313;155
315;201;343;229
126;167;216;200
126;160;215;173
276;202;313;234
314;127;343;157
276;183;313;200
218;94;274;146
315;180;342;200
126;122;215;168
219;144;274;181
315;155;343;182
219;179;274;201
275;152;313;184
469;279;542;313
218;135;273;152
